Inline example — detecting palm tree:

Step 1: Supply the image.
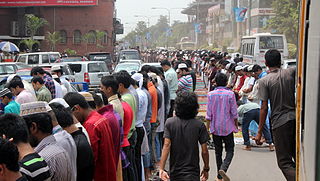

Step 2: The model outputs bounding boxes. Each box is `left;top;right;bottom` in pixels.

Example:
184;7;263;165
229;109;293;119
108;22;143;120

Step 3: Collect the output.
46;31;61;51
25;14;49;40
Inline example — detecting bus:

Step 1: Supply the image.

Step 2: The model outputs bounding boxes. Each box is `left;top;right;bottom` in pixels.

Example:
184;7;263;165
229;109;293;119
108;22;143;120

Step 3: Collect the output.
240;33;289;67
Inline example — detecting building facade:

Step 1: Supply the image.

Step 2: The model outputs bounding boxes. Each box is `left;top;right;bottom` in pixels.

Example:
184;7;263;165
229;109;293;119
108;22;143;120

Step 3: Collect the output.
0;0;121;55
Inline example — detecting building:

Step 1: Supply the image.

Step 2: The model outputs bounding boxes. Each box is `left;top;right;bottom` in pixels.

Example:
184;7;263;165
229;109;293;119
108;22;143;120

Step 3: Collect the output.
0;0;123;55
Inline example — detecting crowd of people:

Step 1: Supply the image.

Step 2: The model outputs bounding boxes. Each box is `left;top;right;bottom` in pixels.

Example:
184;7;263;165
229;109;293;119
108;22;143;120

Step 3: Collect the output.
0;48;295;181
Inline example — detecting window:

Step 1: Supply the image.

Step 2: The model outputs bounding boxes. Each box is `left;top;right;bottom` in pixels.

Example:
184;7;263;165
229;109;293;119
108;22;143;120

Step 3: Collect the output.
88;62;107;72
88;30;96;44
60;30;67;44
4;65;15;74
42;54;49;63
73;30;82;44
103;31;108;44
17;55;27;63
28;54;39;64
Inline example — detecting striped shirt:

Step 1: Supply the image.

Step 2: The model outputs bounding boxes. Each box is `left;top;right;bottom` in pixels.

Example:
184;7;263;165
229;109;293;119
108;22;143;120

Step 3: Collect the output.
206;87;239;136
178;74;193;92
19;153;51;181
35;135;73;181
43;74;56;99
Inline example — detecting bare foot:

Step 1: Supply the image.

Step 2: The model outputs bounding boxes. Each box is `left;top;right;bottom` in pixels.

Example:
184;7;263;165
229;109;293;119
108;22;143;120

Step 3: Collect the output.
242;146;251;151
218;170;230;181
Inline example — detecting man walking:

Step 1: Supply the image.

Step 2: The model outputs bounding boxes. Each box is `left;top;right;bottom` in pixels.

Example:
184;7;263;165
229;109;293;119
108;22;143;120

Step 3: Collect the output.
206;73;238;181
255;49;296;181
159;91;210;181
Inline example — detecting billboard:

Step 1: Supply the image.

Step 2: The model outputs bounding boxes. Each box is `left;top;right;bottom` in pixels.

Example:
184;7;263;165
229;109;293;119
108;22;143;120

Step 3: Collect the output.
0;0;97;7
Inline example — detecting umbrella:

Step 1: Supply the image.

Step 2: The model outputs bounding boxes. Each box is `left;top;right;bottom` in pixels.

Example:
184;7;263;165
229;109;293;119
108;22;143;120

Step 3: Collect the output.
0;41;20;52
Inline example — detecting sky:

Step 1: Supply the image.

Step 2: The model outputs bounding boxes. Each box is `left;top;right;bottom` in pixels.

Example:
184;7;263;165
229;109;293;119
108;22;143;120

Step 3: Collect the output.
115;0;193;38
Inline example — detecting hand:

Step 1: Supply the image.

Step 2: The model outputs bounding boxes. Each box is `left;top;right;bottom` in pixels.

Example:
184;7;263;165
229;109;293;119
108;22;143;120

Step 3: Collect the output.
254;132;263;145
200;170;209;181
159;169;170;181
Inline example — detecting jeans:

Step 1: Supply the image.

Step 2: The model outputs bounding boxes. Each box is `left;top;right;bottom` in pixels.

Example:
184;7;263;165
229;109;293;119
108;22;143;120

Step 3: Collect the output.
135;127;145;181
128;131;138;181
168;100;175;118
273;120;296;181
213;133;234;179
142;122;152;168
242;109;273;146
123;146;137;181
155;132;164;162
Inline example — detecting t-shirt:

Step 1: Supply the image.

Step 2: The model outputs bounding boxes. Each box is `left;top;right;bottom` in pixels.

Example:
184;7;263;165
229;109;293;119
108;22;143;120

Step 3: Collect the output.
15;90;37;105
71;129;94;181
164;117;210;180
178;74;193;92
121;93;136;139
258;67;296;129
4;100;20;114
19;153;51;181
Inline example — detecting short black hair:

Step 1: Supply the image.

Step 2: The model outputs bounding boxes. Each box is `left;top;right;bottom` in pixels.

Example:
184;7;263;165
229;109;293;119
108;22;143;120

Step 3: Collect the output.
64;92;89;109
90;92;104;108
49;102;74;128
140;65;151;73
0;138;20;172
185;60;192;68
141;72;149;90
175;91;199;120
113;71;131;89
31;76;44;84
149;66;161;75
0;114;29;144
8;80;24;89
265;49;281;68
31;66;45;76
252;64;262;72
160;60;171;67
2;92;13;99
23;113;53;134
101;75;119;95
215;73;228;86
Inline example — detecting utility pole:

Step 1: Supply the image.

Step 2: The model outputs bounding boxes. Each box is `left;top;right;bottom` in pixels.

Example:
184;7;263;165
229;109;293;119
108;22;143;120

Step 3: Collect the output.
248;0;252;35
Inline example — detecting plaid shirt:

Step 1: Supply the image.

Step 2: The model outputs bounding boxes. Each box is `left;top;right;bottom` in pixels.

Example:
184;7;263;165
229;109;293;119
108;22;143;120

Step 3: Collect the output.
43;74;56;99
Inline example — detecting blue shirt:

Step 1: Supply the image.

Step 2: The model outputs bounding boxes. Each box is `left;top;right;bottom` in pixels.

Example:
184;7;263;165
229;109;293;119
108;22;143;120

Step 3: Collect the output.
4;100;20;115
258;71;267;79
164;68;178;100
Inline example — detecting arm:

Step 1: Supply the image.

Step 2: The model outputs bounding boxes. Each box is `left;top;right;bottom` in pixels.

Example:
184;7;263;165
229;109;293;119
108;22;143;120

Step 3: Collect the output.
255;100;268;145
159;138;171;181
200;143;210;181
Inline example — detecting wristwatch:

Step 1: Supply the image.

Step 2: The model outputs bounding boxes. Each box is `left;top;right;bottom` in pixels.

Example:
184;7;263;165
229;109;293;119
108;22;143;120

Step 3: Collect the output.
203;167;210;172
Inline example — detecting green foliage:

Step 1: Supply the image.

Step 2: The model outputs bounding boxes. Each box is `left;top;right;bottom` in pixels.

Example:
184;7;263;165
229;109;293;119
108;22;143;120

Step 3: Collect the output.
19;39;39;51
46;31;61;51
267;0;299;44
287;43;297;59
95;30;106;49
64;48;77;56
25;14;48;39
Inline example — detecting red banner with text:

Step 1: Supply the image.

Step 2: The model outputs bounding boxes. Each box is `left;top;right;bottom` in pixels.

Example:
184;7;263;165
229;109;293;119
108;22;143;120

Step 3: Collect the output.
0;0;97;7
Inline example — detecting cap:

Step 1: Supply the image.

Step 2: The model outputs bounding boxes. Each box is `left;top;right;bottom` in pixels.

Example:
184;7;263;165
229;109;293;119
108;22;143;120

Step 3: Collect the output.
235;66;243;71
131;73;143;88
225;63;232;70
49;98;70;108
20;101;52;117
177;63;188;69
51;65;62;72
247;65;254;72
79;92;94;102
147;72;157;80
0;88;10;97
52;75;59;79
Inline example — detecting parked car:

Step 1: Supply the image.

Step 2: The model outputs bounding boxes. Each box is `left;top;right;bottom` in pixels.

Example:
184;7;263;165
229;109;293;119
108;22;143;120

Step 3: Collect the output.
0;62;32;80
67;61;110;90
56;55;88;63
118;49;141;61
16;52;61;65
141;62;161;68
119;59;143;65
86;52;113;72
114;62;141;75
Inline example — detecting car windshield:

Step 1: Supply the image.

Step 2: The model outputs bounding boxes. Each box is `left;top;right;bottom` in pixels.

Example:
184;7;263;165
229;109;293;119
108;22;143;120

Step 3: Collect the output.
115;64;140;72
88;62;108;72
121;52;139;60
61;57;82;62
259;36;284;49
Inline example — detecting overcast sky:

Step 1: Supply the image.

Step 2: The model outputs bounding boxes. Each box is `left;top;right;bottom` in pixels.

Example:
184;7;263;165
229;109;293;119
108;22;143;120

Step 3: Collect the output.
115;0;193;38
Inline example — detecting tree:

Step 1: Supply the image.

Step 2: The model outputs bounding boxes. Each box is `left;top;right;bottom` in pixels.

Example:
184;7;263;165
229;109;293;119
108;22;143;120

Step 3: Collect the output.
267;0;299;44
25;14;49;40
46;31;61;51
95;30;106;49
82;32;96;51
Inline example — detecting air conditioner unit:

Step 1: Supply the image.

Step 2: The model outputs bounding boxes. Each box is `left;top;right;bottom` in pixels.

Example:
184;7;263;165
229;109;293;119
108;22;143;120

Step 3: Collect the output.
25;27;32;37
11;21;19;36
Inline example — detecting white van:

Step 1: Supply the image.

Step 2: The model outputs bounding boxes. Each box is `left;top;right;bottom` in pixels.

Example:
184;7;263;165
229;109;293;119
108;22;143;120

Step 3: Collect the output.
16;52;61;65
240;33;289;67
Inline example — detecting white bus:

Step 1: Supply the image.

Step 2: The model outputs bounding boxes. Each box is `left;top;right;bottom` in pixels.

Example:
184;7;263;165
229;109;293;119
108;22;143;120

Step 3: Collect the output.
240;33;289;67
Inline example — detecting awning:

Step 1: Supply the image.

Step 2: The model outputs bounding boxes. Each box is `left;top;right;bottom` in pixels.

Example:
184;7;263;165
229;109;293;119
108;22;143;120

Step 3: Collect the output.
0;35;45;40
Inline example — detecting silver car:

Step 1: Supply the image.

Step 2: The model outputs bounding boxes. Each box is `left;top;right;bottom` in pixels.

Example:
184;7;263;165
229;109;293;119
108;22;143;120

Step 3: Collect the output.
67;61;110;90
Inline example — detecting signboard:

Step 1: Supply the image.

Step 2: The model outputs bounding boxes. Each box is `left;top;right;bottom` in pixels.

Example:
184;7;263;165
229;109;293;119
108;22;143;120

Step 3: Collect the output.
0;0;97;7
251;8;275;17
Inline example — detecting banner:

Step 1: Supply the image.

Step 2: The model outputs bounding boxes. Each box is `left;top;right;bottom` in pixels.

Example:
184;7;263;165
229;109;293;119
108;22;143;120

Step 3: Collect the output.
0;0;97;7
234;7;248;22
194;23;202;33
165;28;172;37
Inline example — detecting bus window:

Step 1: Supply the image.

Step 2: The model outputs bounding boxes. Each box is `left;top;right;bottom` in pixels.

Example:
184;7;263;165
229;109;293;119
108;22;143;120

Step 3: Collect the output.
259;36;284;49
